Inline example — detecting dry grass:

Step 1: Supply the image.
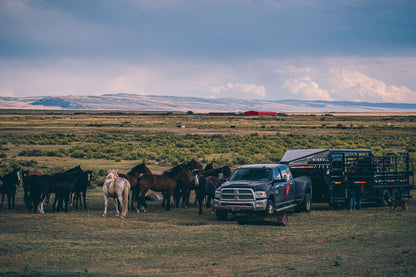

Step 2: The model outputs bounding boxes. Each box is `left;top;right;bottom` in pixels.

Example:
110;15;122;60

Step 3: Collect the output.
0;187;415;276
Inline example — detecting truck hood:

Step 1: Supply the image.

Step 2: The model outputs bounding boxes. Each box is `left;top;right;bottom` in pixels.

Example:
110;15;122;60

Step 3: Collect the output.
219;180;271;191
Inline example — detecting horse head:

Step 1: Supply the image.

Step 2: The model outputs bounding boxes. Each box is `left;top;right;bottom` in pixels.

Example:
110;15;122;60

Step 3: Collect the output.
187;159;203;170
129;162;151;177
107;169;118;179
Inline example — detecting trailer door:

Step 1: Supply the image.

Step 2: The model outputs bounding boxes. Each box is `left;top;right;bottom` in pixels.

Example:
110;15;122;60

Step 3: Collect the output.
329;153;347;205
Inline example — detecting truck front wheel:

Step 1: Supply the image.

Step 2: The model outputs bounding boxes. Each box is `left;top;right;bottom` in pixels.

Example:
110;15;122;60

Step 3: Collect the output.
215;210;228;220
266;199;275;215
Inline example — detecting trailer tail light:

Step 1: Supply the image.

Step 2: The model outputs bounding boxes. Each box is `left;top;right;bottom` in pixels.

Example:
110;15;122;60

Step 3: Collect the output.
390;180;395;183
335;181;341;185
377;180;382;183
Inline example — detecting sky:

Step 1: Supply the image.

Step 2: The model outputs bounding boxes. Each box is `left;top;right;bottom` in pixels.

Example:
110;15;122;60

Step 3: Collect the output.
0;0;416;103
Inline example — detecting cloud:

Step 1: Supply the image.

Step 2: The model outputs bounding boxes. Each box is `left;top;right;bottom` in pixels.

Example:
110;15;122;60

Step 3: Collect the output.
327;69;416;103
281;66;416;103
211;83;266;98
282;77;333;101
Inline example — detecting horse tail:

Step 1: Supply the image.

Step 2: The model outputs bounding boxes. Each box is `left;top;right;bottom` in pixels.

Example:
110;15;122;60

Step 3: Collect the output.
122;180;130;217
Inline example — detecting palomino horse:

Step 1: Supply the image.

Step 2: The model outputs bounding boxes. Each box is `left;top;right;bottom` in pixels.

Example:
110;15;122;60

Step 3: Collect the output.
0;168;21;210
194;173;221;215
138;163;193;212
103;169;130;218
118;162;151;211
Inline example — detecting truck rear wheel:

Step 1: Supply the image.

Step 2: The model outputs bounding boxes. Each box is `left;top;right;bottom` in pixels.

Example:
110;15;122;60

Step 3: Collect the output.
295;192;311;213
215;210;228;220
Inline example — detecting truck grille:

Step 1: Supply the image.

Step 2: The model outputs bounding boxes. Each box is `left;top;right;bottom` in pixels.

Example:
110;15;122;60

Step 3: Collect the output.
220;189;255;201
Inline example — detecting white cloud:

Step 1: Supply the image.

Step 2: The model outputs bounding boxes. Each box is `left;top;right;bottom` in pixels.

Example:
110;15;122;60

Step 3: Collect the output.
327;69;416;103
282;78;333;101
210;83;266;98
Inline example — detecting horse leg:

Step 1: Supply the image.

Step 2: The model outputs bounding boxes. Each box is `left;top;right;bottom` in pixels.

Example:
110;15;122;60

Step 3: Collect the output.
165;192;170;211
103;195;108;217
63;193;69;212
130;187;135;210
82;189;87;210
139;190;148;213
7;192;12;209
11;186;16;209
117;194;124;218
0;192;4;210
196;192;203;215
114;197;120;216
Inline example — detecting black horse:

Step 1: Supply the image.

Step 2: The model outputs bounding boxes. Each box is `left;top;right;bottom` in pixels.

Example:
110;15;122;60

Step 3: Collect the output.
26;166;89;213
0;168;21;210
194;173;220;215
70;167;91;209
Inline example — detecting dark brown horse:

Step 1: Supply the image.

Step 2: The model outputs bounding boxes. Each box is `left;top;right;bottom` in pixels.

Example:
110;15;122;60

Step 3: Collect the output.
22;170;42;211
198;165;231;180
27;166;89;214
118;162;151;210
138;163;193;212
174;159;203;208
0;168;21;210
194;173;221;215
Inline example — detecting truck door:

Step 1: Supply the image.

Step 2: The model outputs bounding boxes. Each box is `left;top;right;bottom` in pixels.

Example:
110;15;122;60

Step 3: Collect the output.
273;167;288;206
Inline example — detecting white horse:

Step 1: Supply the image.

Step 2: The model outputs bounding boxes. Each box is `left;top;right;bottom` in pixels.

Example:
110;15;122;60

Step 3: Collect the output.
103;169;130;218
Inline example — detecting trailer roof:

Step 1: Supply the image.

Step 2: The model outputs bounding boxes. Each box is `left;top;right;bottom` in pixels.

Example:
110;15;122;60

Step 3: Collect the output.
280;149;372;163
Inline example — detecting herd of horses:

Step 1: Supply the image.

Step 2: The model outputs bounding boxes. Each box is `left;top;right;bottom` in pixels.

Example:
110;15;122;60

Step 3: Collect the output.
0;159;231;218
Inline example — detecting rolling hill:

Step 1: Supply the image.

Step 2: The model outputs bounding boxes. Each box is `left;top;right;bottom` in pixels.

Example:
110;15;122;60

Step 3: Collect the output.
0;93;415;112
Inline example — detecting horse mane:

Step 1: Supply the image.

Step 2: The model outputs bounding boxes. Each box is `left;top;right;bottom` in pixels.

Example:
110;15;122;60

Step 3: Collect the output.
164;163;186;175
128;162;150;176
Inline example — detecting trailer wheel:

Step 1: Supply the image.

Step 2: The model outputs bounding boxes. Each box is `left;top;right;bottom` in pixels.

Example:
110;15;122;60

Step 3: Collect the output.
392;189;401;200
215;210;228;221
381;189;391;206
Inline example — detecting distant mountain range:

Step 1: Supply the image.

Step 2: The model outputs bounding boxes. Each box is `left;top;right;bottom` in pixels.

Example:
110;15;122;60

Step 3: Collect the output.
0;93;415;112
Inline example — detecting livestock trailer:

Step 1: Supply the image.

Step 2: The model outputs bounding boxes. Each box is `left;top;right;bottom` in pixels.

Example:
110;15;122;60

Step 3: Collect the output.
280;149;414;207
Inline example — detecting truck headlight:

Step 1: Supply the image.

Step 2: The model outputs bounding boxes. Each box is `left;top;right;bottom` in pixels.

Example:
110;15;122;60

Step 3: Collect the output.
255;191;267;199
215;190;221;199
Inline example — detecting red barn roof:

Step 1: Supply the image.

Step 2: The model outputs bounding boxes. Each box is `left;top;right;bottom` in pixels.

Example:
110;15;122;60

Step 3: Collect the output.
244;111;276;116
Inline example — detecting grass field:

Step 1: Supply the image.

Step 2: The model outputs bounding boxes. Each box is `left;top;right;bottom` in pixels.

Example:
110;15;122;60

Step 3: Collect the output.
0;111;415;276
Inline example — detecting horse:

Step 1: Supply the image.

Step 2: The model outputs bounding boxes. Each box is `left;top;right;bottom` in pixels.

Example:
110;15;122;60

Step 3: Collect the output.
0;168;21;210
118;162;151;211
28;166;89;214
22;170;42;211
198;165;231;180
174;159;203;208
103;169;131;218
138;163;193;212
69;166;91;210
194;173;221;215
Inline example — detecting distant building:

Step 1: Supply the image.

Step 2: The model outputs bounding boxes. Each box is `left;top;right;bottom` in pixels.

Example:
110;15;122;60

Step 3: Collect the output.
244;111;277;116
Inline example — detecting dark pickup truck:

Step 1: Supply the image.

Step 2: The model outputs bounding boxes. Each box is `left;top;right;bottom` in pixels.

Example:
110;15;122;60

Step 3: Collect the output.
213;164;312;222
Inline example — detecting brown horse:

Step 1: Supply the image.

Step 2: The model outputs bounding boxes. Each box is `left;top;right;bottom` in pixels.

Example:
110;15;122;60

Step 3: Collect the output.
198;165;231;180
174;159;204;208
138;163;193;212
118;162;151;210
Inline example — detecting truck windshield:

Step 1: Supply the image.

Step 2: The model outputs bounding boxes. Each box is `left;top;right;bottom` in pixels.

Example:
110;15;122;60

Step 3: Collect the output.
229;168;273;182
